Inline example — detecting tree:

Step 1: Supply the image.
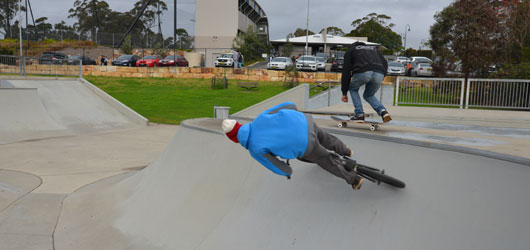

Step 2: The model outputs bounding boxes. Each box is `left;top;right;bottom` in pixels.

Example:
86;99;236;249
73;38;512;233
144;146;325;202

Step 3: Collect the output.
319;26;345;36
54;21;78;40
289;28;315;38
499;0;530;63
430;0;504;78
35;17;53;40
121;35;133;54
129;0;167;33
68;0;112;41
233;26;270;62
281;37;294;57
1;0;22;38
345;13;401;52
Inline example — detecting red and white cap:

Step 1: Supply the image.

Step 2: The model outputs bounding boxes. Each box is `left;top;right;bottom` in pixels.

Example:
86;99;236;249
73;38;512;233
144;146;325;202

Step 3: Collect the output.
222;119;242;143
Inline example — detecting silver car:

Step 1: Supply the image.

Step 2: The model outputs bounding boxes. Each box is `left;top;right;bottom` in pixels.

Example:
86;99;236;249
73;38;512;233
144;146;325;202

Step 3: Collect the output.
296;56;318;72
316;57;326;71
267;57;293;70
412;63;433;77
387;61;406;76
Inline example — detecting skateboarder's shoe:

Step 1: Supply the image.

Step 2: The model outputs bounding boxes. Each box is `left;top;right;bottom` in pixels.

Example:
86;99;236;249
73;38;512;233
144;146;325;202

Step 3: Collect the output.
350;114;365;122
381;110;392;123
352;176;363;190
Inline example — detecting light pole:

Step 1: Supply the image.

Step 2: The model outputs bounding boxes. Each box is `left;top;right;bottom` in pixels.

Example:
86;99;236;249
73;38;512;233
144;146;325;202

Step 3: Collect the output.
304;0;309;55
403;24;411;58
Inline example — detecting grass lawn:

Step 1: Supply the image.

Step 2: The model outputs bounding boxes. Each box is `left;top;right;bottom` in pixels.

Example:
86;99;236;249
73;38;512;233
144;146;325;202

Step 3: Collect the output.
85;76;298;124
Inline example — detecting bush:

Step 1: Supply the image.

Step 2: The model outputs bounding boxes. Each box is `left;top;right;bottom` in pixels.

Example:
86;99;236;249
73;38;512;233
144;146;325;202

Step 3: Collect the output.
498;62;530;79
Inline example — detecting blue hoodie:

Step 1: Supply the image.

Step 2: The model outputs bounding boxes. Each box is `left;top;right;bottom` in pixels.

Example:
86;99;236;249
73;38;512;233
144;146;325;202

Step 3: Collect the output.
237;102;309;177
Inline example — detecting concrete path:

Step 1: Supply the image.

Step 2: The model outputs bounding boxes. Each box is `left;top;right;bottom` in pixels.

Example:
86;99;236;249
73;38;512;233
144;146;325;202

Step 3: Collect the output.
0;124;178;250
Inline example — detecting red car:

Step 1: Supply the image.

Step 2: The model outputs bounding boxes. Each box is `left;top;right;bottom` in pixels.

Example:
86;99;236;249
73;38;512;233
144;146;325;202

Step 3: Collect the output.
136;55;160;67
160;55;189;67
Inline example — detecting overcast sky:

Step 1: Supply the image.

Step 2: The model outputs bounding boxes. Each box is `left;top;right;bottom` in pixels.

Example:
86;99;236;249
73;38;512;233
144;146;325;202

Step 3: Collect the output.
27;0;455;49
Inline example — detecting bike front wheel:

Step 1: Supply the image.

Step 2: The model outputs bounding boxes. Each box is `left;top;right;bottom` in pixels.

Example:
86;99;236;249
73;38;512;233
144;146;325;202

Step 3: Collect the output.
356;164;406;188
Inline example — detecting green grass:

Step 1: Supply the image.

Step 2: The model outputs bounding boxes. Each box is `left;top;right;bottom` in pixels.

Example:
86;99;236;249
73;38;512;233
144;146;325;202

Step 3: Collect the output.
85;76;295;124
396;87;461;107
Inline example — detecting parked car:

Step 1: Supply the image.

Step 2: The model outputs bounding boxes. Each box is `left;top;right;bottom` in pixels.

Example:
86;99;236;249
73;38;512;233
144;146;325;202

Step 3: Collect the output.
395;56;409;65
315;57;326;71
330;58;344;72
410;56;433;64
387;61;406;76
215;53;235;67
67;55;96;65
330;51;346;72
295;55;318;72
315;52;329;62
267;57;292;70
112;55;139;67
411;62;433;77
39;52;67;64
136;55;160;67
160;55;189;67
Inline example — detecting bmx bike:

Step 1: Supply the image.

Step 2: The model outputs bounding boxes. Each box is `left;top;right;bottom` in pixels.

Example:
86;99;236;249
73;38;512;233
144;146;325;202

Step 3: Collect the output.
343;156;406;189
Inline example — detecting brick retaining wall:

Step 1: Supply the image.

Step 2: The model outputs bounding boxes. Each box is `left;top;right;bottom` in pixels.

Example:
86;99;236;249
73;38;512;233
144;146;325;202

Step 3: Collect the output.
1;64;396;84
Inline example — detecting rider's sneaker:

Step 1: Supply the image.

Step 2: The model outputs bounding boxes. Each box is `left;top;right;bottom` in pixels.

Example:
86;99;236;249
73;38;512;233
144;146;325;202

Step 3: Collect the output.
352;176;363;190
350;114;365;122
381;110;392;123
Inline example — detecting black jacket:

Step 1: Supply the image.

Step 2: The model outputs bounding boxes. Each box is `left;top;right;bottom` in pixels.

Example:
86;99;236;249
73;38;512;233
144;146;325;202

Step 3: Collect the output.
341;42;388;95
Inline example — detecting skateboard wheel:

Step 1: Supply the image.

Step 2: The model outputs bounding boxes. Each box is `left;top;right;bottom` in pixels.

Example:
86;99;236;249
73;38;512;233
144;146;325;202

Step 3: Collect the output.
369;125;376;131
337;123;343;128
342;122;347;127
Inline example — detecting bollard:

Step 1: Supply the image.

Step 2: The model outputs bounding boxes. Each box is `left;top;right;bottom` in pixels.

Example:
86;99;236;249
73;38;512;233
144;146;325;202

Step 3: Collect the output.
213;106;231;119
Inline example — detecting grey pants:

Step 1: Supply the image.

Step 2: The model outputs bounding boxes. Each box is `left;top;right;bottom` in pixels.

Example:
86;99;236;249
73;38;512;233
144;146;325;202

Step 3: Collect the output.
301;116;358;184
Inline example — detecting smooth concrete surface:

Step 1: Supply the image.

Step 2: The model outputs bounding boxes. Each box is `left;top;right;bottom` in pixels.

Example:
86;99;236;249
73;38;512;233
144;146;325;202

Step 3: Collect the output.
0;79;144;144
78;78;149;126
0;124;178;250
52;119;530;250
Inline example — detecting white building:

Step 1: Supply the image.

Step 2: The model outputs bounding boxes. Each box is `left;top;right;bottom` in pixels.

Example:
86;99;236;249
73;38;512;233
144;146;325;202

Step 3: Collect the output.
271;34;379;57
195;0;269;67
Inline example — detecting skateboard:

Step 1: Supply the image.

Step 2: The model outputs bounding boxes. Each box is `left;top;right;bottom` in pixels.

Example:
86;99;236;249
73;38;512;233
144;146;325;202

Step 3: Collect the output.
331;115;386;131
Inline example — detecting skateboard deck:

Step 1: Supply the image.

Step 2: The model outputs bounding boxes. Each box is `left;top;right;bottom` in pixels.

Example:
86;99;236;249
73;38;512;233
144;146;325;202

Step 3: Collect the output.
331;115;385;131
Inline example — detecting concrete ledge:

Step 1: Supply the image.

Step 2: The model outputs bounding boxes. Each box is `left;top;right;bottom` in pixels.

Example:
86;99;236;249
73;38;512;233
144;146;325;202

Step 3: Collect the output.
78;78;149;126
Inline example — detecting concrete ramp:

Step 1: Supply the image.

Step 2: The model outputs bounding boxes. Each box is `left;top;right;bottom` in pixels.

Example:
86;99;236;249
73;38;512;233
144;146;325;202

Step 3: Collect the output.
54;118;530;250
0;88;69;144
9;80;135;132
0;79;145;144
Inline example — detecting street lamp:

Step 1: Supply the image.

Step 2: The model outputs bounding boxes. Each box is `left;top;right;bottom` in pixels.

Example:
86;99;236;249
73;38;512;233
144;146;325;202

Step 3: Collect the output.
403;24;411;58
305;0;310;55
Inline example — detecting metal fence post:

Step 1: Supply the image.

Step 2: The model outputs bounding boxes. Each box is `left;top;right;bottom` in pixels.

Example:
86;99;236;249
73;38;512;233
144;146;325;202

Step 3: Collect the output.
79;59;83;78
394;77;400;106
465;78;471;109
459;78;465;109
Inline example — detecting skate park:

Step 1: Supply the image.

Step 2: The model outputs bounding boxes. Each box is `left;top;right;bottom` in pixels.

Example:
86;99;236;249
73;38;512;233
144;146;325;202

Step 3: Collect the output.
1;76;530;250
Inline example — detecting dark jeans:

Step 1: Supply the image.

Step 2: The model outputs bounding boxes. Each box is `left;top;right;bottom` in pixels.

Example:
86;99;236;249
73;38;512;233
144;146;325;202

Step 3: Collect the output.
300;121;357;185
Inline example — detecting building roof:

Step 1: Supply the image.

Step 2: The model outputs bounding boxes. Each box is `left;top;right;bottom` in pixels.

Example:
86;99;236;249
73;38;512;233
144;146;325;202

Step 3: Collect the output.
271;34;379;46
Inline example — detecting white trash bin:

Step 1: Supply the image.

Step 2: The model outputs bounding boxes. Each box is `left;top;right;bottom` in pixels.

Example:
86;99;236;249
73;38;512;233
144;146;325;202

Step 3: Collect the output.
213;106;231;119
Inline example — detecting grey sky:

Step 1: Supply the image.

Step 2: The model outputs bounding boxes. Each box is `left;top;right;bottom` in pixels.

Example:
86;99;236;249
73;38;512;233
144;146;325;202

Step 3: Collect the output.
27;0;454;49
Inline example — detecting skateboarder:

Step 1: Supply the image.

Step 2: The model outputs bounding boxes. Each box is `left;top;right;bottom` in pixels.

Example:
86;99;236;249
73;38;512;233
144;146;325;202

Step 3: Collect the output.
222;102;363;190
341;41;392;122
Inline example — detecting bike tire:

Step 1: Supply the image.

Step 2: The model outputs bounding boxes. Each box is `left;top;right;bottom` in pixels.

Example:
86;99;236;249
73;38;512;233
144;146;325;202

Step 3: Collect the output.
357;165;406;188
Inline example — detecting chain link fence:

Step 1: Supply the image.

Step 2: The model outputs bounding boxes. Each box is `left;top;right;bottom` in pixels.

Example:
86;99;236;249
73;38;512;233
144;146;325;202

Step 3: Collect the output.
0;55;82;77
4;27;194;50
